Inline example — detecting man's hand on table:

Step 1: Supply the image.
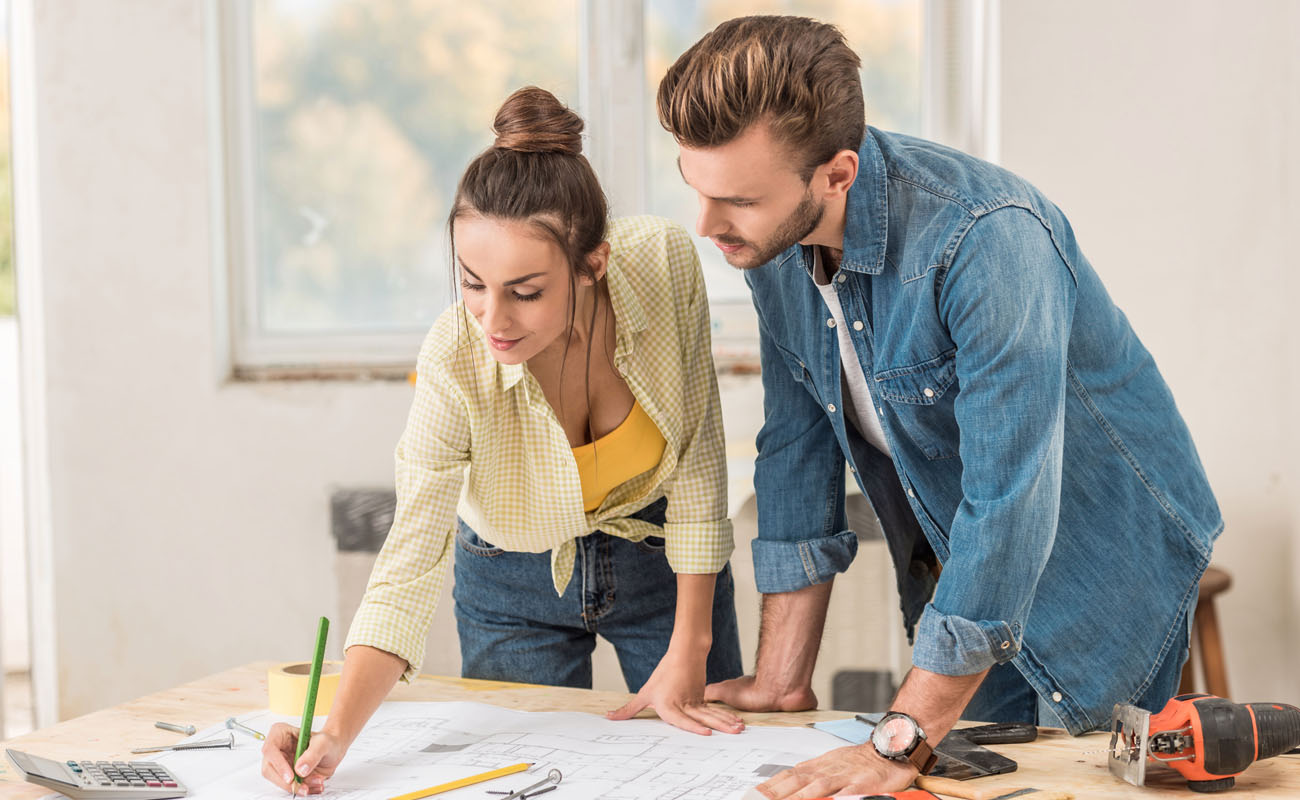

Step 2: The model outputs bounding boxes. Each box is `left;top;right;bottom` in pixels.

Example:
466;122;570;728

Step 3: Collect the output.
704;674;818;712
750;743;919;799
261;723;346;796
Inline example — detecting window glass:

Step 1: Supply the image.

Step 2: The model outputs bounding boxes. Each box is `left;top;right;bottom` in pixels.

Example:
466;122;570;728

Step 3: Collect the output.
251;0;580;335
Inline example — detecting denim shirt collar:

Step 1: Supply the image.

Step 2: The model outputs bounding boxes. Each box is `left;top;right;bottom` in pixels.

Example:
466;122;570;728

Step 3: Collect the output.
776;129;890;277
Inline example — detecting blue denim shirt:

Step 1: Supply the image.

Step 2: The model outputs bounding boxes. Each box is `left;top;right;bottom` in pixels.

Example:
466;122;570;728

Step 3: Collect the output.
745;127;1222;734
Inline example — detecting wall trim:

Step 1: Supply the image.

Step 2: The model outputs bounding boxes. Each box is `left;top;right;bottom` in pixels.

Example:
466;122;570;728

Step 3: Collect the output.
11;0;60;727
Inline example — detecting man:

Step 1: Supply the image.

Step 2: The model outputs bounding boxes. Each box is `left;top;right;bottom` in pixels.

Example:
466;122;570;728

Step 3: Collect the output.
657;16;1222;798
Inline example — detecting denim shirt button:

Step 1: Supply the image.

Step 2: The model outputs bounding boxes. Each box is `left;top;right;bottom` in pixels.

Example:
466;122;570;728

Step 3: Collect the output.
826;318;836;328
1000;641;1011;649
907;488;915;498
853;320;864;331
877;406;884;415
1052;691;1063;703
923;387;935;398
836;273;847;284
828;403;837;413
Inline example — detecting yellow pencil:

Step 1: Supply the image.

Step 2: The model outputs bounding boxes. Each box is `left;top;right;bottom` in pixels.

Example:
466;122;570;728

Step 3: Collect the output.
388;762;532;800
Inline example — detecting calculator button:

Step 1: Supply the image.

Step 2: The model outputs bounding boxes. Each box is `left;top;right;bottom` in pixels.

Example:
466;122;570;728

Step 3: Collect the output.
114;779;130;786
147;779;163;786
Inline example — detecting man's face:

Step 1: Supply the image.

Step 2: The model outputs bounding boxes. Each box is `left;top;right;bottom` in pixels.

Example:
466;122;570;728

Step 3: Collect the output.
677;123;825;270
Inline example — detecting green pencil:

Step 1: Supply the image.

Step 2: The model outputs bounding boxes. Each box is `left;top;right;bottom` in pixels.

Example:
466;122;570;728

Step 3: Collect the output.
293;616;330;786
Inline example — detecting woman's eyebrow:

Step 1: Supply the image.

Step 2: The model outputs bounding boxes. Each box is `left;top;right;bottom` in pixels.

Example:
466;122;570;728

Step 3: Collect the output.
459;261;546;287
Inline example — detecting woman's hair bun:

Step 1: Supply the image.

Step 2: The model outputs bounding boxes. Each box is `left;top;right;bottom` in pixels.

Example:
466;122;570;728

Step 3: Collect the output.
492;86;584;156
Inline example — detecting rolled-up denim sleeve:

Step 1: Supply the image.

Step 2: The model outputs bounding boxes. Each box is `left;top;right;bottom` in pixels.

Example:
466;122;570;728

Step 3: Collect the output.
912;603;1022;675
749;304;858;594
914;207;1077;676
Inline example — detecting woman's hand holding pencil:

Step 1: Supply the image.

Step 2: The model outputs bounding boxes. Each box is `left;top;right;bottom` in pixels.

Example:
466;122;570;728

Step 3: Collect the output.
261;724;347;796
263;616;339;796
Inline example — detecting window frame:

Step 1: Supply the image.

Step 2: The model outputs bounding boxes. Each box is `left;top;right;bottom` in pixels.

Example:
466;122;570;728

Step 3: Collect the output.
210;0;996;376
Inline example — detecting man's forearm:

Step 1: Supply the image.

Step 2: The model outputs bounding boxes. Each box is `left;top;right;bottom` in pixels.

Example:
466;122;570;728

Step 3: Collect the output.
754;580;834;698
889;665;990;746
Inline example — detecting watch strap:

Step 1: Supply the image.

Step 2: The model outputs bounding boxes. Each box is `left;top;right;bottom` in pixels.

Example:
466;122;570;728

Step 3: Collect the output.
907;738;938;774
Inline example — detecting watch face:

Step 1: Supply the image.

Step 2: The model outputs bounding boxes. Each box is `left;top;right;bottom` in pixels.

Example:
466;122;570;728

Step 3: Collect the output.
871;714;919;758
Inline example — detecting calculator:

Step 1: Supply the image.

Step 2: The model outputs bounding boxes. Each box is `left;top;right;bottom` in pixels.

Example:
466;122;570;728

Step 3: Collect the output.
5;748;187;799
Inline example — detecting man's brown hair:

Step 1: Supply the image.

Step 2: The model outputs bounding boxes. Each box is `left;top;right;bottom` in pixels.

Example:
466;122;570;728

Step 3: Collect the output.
656;16;865;182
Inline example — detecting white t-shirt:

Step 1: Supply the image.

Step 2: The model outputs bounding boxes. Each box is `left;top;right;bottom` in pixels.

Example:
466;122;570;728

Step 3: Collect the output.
812;247;892;457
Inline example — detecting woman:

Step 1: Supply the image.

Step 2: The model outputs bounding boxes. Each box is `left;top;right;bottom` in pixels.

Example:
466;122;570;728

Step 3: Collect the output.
261;87;743;794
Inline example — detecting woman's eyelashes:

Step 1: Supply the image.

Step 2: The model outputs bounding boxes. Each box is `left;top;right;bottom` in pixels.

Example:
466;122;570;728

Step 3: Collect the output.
460;278;543;302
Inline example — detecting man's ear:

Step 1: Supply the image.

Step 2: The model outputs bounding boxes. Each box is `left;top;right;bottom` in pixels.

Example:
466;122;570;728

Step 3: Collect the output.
583;241;612;284
818;149;860;201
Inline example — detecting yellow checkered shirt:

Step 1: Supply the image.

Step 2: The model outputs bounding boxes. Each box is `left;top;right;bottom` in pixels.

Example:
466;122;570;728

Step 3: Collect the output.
345;216;734;679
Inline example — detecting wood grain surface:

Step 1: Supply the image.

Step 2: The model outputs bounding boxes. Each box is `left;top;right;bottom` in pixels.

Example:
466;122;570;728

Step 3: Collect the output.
2;662;1297;799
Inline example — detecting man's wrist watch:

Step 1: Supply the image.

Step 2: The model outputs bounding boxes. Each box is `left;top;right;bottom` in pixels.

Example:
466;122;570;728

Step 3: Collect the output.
870;711;938;774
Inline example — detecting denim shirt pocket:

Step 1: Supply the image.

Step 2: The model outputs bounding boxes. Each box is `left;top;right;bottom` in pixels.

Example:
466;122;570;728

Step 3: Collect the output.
874;349;960;460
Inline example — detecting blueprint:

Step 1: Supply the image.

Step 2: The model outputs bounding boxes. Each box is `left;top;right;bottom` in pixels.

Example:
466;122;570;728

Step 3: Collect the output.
133;701;847;800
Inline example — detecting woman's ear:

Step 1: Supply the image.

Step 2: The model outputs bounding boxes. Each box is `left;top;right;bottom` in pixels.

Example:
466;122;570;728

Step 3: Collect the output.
584;241;612;284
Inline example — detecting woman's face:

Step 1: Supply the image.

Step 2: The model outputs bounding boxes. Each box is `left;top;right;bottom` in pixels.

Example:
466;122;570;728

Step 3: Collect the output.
454;215;587;365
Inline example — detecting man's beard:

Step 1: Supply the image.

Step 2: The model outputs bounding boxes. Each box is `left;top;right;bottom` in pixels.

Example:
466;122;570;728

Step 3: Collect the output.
719;188;825;270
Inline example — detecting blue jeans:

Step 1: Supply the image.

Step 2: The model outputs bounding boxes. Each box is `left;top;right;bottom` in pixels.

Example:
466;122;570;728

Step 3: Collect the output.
452;497;743;692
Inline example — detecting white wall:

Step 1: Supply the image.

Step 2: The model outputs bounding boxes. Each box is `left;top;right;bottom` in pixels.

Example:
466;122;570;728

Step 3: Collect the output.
998;1;1300;703
23;2;413;719
18;0;1299;721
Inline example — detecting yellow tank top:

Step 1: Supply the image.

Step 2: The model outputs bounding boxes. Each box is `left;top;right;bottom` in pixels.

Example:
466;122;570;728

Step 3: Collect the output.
572;398;667;513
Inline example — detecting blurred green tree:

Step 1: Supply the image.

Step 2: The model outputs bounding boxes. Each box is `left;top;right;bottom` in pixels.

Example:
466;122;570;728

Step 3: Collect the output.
253;0;578;333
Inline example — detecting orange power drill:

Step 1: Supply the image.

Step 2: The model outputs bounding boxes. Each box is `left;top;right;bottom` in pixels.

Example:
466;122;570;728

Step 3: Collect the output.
1108;693;1300;792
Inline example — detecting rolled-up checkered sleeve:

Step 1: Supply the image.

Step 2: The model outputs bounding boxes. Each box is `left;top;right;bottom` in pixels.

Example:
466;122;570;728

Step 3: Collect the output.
344;350;470;682
660;228;733;575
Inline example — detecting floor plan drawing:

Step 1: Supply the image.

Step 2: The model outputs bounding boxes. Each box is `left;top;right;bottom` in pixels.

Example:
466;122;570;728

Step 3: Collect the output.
132;701;847;800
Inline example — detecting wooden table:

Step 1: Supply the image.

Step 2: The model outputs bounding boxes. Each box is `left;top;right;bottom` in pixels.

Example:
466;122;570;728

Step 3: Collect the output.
2;662;1297;798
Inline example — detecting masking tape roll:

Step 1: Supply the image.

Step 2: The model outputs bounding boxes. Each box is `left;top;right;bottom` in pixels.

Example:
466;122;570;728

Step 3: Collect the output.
268;661;342;717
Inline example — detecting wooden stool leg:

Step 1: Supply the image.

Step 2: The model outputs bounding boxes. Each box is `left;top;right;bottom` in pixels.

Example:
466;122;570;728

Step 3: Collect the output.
1178;622;1197;695
1198;598;1230;698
